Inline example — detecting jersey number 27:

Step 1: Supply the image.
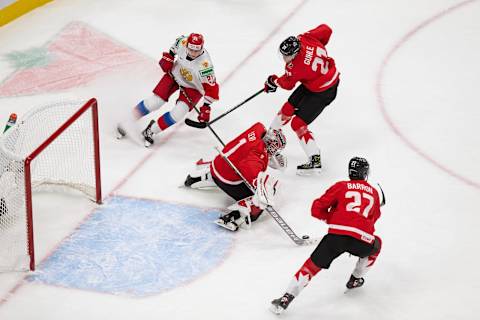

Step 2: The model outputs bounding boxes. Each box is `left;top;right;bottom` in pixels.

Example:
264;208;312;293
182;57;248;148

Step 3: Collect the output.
311;47;329;75
345;191;374;218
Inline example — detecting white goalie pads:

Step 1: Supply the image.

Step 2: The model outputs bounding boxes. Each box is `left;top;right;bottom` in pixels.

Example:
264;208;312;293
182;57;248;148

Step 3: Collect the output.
187;167;217;189
268;152;287;171
253;171;279;209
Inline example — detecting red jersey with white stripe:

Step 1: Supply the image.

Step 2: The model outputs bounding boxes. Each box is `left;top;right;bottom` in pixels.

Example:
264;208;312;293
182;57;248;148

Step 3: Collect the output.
276;24;340;92
211;122;268;186
311;180;381;244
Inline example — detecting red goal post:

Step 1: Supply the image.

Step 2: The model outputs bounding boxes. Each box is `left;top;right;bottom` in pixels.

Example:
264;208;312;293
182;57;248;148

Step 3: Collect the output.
0;98;102;271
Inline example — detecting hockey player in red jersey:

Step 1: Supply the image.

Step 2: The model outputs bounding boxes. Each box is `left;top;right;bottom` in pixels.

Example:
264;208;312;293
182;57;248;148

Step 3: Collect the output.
117;33;219;147
270;157;384;315
183;122;287;231
264;24;340;175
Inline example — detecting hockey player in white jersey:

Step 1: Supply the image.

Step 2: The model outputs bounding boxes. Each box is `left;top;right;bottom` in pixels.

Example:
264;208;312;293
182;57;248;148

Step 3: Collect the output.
117;33;220;147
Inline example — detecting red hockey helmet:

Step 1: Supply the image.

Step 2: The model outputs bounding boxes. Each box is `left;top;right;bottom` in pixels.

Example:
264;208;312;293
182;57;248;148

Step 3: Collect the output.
187;33;204;51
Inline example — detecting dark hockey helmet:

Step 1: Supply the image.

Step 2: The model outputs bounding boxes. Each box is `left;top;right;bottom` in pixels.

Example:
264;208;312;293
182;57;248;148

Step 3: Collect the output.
264;129;286;155
348;157;369;180
279;36;300;57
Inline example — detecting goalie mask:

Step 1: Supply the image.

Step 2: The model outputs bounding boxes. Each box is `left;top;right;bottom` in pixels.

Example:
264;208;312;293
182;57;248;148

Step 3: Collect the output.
263;129;286;155
348;157;369;180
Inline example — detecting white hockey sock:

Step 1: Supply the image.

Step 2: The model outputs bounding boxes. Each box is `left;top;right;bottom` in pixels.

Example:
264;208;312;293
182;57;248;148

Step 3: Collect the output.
352;257;370;278
299;136;321;159
269;113;284;130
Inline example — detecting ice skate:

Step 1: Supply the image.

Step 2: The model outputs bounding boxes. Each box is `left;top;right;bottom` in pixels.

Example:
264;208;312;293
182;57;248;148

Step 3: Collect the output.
346;274;365;290
270;293;294;315
296;154;322;175
214;210;244;231
142;120;155;148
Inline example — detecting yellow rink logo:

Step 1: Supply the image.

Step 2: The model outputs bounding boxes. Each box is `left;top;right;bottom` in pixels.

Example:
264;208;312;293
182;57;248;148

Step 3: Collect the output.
180;67;193;82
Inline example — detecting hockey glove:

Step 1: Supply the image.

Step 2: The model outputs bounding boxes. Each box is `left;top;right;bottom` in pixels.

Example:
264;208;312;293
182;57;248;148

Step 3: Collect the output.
264;75;278;93
197;103;211;123
159;51;174;73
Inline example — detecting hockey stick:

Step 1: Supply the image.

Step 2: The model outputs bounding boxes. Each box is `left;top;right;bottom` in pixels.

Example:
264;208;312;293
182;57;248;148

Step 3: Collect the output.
214;146;316;246
178;86;226;146
377;183;386;206
185;88;264;129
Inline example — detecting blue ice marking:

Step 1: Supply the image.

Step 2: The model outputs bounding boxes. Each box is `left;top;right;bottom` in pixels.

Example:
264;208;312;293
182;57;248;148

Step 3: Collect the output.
29;196;234;297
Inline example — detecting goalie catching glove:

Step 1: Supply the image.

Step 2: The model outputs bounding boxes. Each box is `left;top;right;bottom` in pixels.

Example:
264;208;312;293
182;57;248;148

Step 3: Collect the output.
253;171;279;209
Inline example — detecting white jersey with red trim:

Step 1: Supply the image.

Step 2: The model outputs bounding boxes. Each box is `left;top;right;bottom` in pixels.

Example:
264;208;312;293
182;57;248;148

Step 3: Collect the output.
170;36;219;103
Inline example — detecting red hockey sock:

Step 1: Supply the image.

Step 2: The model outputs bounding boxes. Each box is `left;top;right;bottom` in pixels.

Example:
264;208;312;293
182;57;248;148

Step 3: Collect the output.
295;257;321;281
291;116;313;143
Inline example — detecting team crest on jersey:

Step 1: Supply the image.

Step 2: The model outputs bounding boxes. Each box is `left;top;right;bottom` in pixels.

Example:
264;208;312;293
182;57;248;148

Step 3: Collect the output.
180;67;193;82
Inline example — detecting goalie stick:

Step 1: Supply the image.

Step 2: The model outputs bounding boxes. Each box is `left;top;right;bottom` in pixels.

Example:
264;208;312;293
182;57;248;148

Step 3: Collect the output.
214;146;317;246
185;88;264;129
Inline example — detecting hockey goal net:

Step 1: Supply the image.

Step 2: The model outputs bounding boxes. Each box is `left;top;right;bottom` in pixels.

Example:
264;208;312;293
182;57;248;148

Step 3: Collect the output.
0;98;102;272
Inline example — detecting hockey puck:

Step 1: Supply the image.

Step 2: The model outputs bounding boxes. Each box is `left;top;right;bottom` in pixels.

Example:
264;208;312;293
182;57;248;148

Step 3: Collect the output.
302;235;310;240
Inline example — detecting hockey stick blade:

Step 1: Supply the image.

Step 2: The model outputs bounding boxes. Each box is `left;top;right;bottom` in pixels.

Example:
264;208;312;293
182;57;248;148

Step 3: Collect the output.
185;118;207;128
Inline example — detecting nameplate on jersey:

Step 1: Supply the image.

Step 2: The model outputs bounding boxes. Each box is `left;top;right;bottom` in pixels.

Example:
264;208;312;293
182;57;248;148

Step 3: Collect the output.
200;67;214;77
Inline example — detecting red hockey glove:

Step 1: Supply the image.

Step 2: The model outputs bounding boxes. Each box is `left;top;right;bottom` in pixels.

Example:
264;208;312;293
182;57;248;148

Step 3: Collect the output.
159;52;174;73
197;104;211;123
264;75;278;93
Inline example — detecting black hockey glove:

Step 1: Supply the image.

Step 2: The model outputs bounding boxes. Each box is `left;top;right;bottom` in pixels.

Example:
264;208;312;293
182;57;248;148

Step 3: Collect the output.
264;75;278;93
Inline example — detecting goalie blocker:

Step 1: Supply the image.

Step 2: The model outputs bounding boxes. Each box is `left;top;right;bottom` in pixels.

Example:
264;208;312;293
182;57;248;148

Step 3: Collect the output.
184;122;286;231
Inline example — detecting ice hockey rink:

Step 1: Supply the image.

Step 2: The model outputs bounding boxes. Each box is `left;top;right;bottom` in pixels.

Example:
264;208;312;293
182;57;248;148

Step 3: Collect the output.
0;0;479;319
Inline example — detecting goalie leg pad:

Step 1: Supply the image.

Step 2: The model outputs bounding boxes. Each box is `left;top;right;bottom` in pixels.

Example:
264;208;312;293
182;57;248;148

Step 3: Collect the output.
184;168;216;189
214;210;244;231
253;171;279;209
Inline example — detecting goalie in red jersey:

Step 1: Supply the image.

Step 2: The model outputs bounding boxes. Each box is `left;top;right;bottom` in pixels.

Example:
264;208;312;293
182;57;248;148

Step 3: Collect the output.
270;157;385;315
183;122;286;231
264;24;340;175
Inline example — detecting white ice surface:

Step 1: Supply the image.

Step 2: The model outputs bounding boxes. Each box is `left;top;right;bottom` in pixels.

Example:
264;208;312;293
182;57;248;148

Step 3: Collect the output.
0;0;479;319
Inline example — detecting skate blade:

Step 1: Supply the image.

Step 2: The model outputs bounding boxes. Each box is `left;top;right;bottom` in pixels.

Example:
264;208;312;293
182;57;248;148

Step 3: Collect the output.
269;304;284;315
296;168;322;176
214;219;238;231
344;286;363;294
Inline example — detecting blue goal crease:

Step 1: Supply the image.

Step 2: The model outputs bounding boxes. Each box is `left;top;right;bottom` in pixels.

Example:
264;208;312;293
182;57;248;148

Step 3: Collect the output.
28;196;234;297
